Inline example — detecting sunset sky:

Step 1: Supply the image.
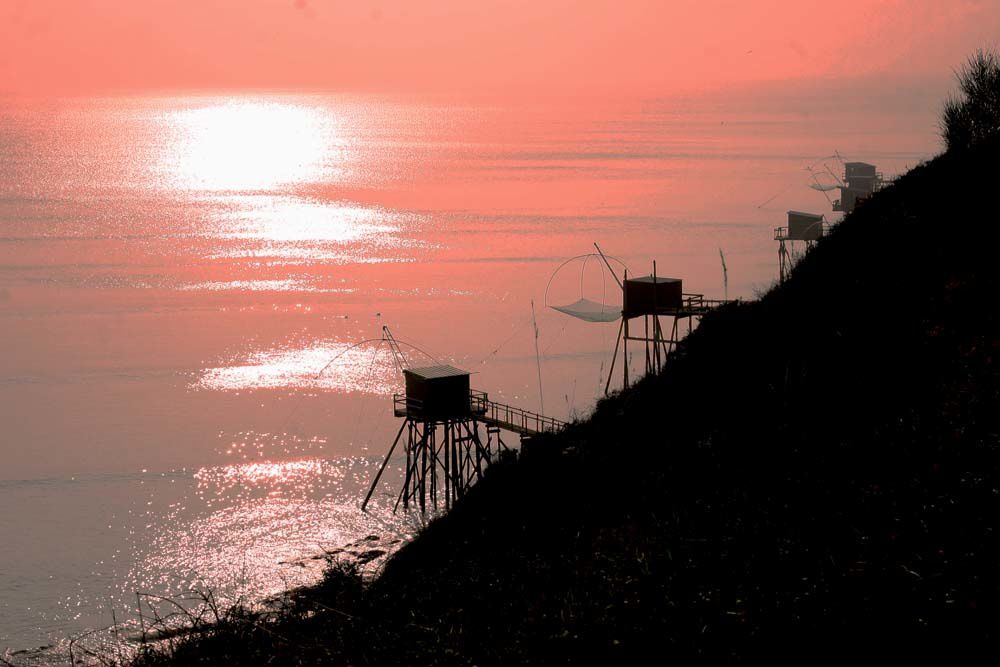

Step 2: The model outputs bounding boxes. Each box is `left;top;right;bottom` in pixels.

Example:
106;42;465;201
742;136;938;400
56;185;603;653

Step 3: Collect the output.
1;0;997;96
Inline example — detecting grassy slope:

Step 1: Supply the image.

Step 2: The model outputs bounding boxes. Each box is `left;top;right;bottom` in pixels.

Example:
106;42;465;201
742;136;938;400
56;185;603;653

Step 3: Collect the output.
138;139;1000;665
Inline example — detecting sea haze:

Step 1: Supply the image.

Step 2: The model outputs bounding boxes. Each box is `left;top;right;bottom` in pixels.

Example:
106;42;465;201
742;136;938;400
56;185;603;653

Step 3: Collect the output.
0;92;936;652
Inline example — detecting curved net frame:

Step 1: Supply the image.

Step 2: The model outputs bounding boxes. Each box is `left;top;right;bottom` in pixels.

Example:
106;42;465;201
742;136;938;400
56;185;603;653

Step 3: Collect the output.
544;253;629;323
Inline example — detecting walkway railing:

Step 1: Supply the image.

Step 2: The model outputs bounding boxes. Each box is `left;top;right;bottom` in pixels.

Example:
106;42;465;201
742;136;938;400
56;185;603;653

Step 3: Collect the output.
392;391;567;436
774;223;835;242
679;293;731;315
477;395;567;436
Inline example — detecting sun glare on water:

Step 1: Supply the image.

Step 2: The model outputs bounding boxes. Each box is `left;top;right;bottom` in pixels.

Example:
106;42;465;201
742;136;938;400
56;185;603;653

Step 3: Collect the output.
158;98;417;262
195;342;402;394
214;195;401;243
164;100;336;191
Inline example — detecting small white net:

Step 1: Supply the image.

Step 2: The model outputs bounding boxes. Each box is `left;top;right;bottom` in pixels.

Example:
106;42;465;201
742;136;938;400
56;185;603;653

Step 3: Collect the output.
550;298;620;323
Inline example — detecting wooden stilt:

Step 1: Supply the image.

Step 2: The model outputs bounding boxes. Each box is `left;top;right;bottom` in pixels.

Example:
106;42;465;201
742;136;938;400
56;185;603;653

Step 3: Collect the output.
443;422;451;510
419;422;428;512
778;238;790;283
653;315;664;372
623;316;630;389
624;269;629;389
429;427;437;509
361;419;408;512
644;314;651;374
605;318;624;395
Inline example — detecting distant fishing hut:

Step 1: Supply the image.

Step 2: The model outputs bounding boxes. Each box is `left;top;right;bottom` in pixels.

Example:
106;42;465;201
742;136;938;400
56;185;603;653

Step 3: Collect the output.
806;155;886;215
771;158;885;282
362;330;566;513
774;210;826;282
834;162;881;213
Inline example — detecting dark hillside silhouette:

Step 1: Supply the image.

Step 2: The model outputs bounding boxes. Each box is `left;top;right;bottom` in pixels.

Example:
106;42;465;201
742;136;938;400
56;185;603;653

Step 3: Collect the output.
129;97;1000;667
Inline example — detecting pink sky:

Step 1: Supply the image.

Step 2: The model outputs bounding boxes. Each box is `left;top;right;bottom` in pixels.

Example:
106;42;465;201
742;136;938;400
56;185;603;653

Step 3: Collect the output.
1;0;997;95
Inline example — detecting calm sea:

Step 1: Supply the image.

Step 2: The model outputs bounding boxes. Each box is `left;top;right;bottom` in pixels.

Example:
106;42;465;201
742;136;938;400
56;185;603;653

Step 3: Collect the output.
0;92;937;656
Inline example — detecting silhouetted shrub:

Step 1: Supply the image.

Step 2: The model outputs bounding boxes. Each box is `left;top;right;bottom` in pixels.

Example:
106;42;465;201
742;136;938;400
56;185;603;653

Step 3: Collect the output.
941;49;1000;151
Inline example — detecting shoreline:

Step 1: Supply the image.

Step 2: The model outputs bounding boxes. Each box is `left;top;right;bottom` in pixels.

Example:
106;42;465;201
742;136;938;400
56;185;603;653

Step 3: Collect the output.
1;532;408;666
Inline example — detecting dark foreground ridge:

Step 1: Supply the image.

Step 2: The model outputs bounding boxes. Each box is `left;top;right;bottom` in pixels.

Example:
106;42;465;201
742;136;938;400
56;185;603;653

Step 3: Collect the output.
133;139;1000;664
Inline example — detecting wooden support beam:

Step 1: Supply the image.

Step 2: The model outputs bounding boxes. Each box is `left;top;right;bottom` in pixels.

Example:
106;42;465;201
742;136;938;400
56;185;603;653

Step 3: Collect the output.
644;314;651;375
605;318;624;395
361;419;408;512
443;422;451;510
419;422;428;512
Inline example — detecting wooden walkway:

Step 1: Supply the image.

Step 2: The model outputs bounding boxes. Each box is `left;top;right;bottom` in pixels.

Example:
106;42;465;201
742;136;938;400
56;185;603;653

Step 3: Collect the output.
393;391;567;437
471;392;567;436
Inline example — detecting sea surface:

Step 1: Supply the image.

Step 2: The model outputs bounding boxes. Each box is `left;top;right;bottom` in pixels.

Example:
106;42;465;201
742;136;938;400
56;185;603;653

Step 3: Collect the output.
0;91;938;657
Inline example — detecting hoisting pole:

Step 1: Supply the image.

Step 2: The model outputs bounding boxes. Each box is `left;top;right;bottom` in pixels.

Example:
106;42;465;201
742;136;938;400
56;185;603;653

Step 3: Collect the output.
382;325;408;373
531;300;545;415
594;243;623;290
361;325;409;512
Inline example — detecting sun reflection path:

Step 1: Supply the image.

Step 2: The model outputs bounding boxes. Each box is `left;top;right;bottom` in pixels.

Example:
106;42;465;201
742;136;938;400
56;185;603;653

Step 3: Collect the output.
164;100;338;191
196;459;329;488
212;195;407;242
159;98;428;264
195;342;402;394
128;455;413;612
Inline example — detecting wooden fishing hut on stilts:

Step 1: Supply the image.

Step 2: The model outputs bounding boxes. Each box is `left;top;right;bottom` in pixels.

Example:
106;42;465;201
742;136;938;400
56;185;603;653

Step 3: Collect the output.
774;211;827;283
605;264;728;394
833;162;882;213
547;244;732;395
770;157;886;283
362;330;567;514
806;156;884;215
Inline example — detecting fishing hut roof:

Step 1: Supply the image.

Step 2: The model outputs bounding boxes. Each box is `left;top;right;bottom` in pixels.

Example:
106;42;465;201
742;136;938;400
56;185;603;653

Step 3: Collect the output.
404;364;470;380
787;210;824;221
627;275;681;284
